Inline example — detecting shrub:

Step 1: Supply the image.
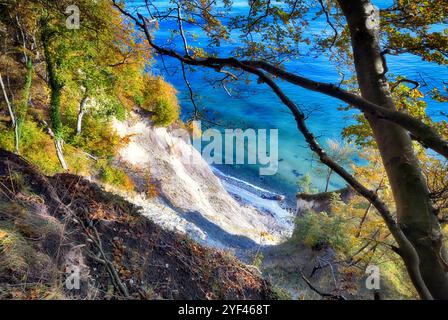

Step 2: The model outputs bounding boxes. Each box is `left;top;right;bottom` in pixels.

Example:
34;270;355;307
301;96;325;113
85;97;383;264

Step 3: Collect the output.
271;286;292;300
292;211;349;252
152;97;180;127
68;117;121;158
0;221;31;273
98;161;134;192
139;76;180;127
0;120;61;174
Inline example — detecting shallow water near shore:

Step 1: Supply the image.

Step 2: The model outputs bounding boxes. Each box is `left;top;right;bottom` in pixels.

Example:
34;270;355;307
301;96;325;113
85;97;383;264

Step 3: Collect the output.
129;0;448;201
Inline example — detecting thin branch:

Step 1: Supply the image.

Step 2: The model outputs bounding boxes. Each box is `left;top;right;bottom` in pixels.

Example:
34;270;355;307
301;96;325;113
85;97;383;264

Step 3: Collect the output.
112;3;432;299
318;0;338;49
114;1;448;161
180;61;200;119
299;268;346;300
390;78;420;92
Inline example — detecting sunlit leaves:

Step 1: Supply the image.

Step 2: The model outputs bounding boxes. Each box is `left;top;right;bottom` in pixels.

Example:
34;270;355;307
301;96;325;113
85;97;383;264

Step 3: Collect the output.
342;80;443;147
381;0;448;64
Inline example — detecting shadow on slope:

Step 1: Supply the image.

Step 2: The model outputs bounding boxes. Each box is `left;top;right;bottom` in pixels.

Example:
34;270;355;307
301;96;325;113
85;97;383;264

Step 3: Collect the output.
0;149;273;300
182;211;259;251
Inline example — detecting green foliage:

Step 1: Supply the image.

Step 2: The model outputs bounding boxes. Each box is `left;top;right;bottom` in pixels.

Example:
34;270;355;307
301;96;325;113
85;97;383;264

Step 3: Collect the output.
293;210;349;252
315;139;354;192
251;251;264;269
271;286;292;300
138;76;180;127
381;1;448;65
297;173;318;194
67;117;121;158
41;23;64;138
94;98;127;121
152;97;180;127
0;0;177;178
97;160;134;192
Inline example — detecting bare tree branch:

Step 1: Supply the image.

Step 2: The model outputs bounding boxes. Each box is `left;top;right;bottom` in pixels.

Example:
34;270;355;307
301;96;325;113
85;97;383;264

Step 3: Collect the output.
299;268;346;300
113;1;448;161
111;3;435;299
390;78;420;92
318;0;338;49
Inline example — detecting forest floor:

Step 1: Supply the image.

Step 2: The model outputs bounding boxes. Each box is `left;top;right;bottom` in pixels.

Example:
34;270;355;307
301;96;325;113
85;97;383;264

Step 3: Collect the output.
0;149;274;300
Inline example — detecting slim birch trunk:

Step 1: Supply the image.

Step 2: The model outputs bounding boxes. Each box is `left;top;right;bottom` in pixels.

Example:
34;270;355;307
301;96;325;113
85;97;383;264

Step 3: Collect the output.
76;94;89;135
0;73;16;127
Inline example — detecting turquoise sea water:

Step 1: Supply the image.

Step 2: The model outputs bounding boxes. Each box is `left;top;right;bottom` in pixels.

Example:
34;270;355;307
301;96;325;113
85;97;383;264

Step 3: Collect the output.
128;1;447;199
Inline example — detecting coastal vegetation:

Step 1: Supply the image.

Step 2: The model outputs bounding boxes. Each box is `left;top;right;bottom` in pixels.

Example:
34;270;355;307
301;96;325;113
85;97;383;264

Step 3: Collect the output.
0;0;447;300
0;0;180;180
114;0;448;299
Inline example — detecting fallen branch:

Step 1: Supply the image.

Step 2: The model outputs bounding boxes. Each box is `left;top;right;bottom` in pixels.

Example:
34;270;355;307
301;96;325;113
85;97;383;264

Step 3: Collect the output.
79;217;131;298
299;269;347;300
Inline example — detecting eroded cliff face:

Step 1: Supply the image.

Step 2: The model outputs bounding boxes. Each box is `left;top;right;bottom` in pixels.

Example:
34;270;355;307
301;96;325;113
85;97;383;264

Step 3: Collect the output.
296;188;354;216
110;113;292;252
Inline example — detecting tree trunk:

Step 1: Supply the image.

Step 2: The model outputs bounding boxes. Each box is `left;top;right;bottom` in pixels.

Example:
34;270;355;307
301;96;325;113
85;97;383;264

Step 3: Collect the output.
76;94;89;135
338;0;448;299
0;72;16;127
325;169;332;192
42;26;68;172
0;72;20;154
14;123;19;154
15;59;33;155
54;138;68;171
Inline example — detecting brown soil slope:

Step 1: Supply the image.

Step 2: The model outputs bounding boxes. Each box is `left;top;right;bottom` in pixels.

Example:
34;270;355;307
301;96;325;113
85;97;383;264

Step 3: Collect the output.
0;149;273;300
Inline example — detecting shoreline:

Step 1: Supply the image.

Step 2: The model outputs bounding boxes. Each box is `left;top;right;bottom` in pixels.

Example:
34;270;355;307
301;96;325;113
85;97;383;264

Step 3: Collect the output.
211;166;295;232
211;165;298;206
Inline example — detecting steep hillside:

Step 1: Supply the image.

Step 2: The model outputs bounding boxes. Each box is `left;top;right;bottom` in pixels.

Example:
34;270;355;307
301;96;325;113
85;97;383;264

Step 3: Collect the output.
0;149;274;299
110;112;293;252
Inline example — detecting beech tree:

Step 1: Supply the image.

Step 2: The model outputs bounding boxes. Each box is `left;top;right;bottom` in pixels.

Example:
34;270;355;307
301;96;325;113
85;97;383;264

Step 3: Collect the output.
0;5;35;155
113;0;448;299
0;0;153;170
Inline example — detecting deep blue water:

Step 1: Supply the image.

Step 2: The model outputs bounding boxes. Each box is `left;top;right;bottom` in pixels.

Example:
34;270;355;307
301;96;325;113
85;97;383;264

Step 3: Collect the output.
127;1;447;199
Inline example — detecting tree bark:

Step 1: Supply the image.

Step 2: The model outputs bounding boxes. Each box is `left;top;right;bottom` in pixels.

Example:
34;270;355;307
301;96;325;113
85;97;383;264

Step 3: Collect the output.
54;138;68;171
0;72;20;154
42;25;68;172
0;73;16;127
76;94;89;135
114;1;448;298
338;0;448;299
325;169;332;193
